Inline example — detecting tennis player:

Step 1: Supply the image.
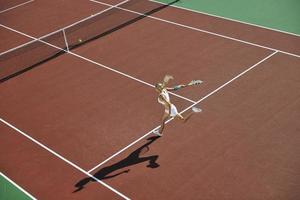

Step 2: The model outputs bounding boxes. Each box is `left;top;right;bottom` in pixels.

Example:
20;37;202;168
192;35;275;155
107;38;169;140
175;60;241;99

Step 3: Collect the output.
153;75;202;136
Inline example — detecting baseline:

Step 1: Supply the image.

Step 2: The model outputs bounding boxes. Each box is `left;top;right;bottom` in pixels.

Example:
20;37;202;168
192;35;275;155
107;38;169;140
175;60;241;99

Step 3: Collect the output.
89;0;300;58
150;0;300;38
0;0;34;14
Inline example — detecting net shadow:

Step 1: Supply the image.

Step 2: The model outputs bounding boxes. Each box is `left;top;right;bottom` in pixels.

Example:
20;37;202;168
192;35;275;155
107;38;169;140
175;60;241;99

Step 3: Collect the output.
0;0;180;83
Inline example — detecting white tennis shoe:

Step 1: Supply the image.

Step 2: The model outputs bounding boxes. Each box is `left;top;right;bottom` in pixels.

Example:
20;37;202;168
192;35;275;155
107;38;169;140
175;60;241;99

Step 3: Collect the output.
192;107;202;113
153;129;163;136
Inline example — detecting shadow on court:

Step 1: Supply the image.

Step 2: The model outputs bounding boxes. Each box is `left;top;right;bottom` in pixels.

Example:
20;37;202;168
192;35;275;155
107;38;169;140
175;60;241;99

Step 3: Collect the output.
73;135;160;193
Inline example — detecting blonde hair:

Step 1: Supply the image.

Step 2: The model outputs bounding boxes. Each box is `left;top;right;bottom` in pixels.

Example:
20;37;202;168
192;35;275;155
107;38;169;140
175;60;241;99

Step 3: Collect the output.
155;83;164;91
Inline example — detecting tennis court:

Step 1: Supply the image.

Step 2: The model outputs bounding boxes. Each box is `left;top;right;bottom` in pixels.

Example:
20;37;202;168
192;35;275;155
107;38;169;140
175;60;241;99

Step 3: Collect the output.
1;0;299;199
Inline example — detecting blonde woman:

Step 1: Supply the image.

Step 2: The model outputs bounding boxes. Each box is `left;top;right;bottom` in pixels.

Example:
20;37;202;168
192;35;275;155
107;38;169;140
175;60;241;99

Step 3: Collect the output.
153;75;202;136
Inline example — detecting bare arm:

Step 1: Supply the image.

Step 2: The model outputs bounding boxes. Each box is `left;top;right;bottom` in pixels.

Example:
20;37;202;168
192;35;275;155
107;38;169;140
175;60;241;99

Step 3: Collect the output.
167;80;203;91
166;83;189;91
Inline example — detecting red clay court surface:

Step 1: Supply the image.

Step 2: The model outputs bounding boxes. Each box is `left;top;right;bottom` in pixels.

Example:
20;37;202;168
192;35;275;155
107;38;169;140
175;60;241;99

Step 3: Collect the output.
1;0;300;199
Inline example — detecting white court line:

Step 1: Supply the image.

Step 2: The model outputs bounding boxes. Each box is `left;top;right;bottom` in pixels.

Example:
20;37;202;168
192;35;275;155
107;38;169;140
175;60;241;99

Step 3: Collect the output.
0;118;130;200
70;52;196;103
0;24;190;200
0;172;37;200
150;0;300;38
89;0;300;58
2;0;299;58
0;0;130;56
0;38;37;56
88;50;278;173
0;0;34;14
0;4;277;194
0;24;196;104
0;1;276;197
1;21;278;175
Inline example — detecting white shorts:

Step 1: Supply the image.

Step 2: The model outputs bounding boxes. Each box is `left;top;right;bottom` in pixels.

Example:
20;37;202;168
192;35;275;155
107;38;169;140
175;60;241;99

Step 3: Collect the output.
165;104;179;117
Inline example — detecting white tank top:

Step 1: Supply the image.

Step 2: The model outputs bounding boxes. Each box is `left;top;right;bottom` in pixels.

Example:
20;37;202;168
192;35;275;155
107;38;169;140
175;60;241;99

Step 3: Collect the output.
158;89;170;105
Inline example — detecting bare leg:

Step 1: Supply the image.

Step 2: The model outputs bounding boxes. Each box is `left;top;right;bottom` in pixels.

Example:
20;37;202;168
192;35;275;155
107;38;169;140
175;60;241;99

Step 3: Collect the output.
158;112;169;135
154;107;201;136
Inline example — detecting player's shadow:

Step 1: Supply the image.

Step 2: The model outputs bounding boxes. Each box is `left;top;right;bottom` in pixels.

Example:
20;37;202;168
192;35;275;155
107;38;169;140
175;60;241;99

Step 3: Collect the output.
73;135;160;193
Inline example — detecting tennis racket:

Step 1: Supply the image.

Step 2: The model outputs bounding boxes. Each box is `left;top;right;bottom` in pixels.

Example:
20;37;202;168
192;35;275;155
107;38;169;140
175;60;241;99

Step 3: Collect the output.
188;80;203;86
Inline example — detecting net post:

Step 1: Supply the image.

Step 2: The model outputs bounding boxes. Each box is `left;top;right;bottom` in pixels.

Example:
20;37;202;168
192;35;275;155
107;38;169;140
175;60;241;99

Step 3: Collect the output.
62;29;69;52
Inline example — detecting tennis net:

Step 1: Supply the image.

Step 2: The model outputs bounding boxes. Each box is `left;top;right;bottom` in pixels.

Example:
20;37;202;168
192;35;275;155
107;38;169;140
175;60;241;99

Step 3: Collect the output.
0;0;179;82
